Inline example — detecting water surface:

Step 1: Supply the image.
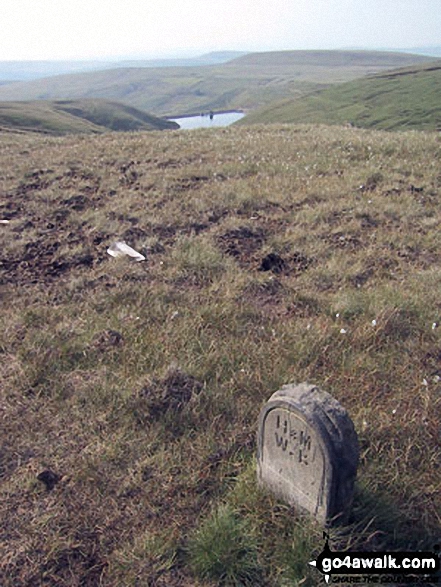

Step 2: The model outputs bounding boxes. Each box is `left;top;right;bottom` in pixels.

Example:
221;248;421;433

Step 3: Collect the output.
169;111;244;130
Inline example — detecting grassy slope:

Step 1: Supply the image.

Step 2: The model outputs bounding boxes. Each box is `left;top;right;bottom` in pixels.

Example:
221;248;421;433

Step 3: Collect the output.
0;99;178;135
240;62;441;131
0;50;434;117
1;124;441;586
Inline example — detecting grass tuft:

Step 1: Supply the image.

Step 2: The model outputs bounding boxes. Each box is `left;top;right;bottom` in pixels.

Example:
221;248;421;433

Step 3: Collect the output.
187;504;263;586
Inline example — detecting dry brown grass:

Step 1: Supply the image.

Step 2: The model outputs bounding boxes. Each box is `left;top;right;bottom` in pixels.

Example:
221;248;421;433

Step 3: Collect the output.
1;124;440;586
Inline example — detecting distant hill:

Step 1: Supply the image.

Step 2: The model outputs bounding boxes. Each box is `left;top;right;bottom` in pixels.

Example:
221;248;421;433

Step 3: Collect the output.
381;46;441;58
0;50;434;117
116;51;249;69
226;49;433;68
239;61;441;131
0;61;114;82
0;99;179;135
0;52;247;83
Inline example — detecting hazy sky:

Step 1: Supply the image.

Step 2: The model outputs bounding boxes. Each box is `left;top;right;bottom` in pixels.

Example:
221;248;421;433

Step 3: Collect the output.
3;0;440;61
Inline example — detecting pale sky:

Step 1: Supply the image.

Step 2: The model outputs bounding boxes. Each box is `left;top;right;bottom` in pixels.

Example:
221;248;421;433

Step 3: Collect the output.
2;0;440;61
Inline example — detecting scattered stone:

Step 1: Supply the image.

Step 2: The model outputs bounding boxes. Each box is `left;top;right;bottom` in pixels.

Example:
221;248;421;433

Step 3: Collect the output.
257;383;359;525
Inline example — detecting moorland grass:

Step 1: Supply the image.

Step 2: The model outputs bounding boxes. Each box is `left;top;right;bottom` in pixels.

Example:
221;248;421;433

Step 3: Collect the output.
0;124;440;586
240;61;441;131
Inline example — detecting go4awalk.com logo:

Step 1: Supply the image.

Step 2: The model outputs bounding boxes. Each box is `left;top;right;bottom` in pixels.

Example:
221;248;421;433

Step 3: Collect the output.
309;533;440;584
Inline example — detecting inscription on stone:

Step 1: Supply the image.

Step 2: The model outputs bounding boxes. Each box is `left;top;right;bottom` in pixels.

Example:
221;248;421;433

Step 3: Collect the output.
257;383;359;525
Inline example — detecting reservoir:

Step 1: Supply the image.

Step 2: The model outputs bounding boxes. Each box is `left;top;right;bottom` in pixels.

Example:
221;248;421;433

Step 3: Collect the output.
169;111;245;130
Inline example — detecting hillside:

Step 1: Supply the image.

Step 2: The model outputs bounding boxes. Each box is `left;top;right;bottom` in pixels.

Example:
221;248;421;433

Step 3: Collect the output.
0;52;247;82
0;50;434;117
240;61;441;131
226;49;433;69
1;124;440;585
0;99;178;135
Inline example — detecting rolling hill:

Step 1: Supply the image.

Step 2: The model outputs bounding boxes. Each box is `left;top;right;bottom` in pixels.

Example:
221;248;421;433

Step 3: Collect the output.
0;50;434;117
239;61;441;131
0;52;247;82
0;99;179;135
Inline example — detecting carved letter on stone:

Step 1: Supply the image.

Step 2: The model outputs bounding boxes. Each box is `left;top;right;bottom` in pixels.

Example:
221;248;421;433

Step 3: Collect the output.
257;383;359;525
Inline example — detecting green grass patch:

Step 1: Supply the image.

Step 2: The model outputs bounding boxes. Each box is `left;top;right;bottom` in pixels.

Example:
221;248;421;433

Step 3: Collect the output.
187;504;263;585
241;61;441;131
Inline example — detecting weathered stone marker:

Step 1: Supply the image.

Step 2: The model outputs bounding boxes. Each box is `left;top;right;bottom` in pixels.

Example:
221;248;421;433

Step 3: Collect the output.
257;383;359;525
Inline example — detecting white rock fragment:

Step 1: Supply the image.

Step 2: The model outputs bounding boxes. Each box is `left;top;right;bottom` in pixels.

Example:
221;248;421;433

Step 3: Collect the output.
340;328;347;334
107;241;145;261
0;219;10;224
